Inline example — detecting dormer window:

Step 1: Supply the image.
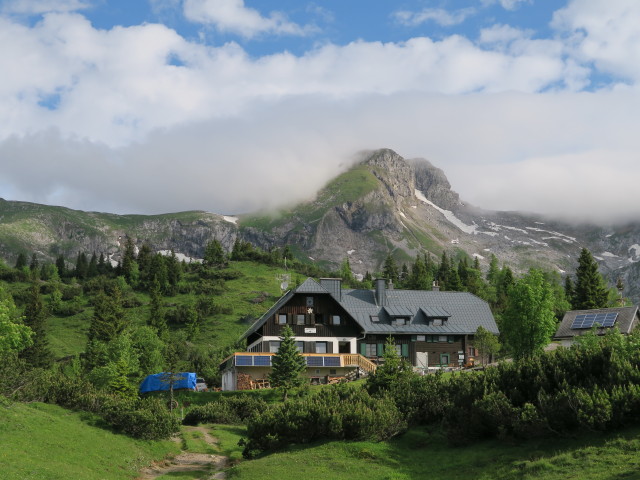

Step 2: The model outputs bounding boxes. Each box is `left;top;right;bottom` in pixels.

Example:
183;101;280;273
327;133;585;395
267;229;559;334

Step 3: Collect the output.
393;318;408;326
370;315;379;322
432;318;443;326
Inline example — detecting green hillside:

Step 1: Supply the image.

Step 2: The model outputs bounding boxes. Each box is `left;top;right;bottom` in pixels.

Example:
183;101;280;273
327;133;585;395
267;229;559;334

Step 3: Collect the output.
0;402;179;480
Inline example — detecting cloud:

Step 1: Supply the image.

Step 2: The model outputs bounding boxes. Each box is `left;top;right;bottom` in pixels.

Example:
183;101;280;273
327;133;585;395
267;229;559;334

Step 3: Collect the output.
481;0;532;11
3;89;640;226
393;7;475;27
0;0;89;14
2;3;640;225
183;0;311;38
0;13;581;146
552;0;640;83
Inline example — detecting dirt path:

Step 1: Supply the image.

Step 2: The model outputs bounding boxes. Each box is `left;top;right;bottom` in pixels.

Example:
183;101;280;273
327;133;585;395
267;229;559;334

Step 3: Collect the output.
137;426;229;480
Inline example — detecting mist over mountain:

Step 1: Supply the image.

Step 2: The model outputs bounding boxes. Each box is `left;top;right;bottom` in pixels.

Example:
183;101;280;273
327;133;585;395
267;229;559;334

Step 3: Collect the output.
2;148;639;300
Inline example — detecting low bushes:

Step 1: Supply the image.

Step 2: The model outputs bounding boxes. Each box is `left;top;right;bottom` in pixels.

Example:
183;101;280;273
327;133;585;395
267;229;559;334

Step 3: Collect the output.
240;385;405;458
182;395;268;425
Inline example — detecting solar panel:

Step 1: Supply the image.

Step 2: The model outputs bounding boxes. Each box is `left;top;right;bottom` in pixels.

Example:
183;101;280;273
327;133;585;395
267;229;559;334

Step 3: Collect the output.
324;357;340;367
307;356;323;367
571;312;618;329
235;355;253;366
253;356;272;366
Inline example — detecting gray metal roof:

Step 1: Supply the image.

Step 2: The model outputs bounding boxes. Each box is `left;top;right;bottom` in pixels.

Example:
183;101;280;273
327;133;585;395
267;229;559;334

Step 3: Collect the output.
554;306;639;339
340;287;498;335
241;278;499;339
384;306;415;317
296;277;330;294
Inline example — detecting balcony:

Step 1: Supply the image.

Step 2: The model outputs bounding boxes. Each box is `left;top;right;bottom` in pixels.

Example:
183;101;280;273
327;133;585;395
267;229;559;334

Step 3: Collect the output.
224;352;377;374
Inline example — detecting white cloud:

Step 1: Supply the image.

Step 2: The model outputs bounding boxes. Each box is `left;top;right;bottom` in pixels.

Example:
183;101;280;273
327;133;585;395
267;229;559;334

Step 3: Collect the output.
183;0;310;38
1;0;88;14
393;7;475;27
481;0;532;11
552;0;640;82
0;13;581;146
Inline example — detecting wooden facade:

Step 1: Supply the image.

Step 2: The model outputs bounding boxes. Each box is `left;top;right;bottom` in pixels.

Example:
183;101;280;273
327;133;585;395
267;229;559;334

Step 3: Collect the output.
358;334;469;367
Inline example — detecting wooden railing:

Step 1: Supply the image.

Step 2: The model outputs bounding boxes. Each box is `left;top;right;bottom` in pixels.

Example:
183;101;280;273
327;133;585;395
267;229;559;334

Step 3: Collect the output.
342;354;377;374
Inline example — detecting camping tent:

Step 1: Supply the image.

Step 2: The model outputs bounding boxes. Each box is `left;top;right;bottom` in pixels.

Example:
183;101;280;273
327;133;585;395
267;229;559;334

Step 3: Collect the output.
139;372;197;394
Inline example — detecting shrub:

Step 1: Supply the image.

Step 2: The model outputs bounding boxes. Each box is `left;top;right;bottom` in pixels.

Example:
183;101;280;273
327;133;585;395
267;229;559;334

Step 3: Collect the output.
183;395;268;425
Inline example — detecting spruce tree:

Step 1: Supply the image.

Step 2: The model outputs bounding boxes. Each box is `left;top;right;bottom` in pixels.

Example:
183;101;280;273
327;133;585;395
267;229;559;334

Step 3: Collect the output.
572;248;609;310
15;253;27;270
382;254;399;284
269;325;306;401
204;239;226;268
148;278;167;338
19;282;52;368
56;254;67;278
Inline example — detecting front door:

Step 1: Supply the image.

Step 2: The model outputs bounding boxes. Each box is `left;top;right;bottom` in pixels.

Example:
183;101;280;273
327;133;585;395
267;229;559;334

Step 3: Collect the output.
416;351;428;369
338;341;350;353
440;353;450;366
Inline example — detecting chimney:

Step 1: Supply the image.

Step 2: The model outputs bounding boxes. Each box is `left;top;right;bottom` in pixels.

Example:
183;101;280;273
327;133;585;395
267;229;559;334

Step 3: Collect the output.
432;281;440;292
375;278;387;306
320;278;342;301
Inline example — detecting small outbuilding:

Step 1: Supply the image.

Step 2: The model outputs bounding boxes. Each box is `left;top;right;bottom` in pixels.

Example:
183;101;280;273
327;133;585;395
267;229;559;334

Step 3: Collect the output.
553;306;640;347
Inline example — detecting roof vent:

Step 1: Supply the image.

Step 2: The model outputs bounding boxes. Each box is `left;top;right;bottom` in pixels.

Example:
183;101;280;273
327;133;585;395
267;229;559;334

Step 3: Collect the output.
375;278;387;306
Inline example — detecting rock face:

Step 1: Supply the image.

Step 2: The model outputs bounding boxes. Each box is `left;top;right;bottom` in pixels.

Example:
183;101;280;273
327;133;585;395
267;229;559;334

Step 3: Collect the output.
3;148;640;301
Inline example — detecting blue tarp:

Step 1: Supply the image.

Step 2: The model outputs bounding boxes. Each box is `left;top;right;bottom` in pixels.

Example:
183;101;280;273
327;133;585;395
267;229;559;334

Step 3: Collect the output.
139;372;197;393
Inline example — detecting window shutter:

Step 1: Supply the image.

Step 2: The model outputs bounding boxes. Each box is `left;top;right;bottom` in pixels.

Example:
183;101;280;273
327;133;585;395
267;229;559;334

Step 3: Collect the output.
274;315;278;324
360;343;366;356
309;342;316;353
377;343;384;356
327;342;333;354
402;344;409;357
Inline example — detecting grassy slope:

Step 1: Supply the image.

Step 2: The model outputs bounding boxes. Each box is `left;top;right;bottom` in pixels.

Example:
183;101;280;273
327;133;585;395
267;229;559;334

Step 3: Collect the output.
226;425;640;480
33;260;286;358
0;402;179;480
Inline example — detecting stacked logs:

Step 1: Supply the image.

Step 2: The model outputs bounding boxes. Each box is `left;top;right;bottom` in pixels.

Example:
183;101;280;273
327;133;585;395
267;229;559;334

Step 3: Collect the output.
237;373;254;390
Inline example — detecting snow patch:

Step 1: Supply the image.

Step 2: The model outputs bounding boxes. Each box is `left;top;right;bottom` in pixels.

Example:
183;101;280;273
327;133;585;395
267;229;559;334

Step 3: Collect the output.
158;250;202;263
223;215;238;224
628;244;640;262
399;211;407;219
601;251;619;258
481;231;499;237
347;249;355;255
415;189;477;234
308;256;315;261
472;253;485;260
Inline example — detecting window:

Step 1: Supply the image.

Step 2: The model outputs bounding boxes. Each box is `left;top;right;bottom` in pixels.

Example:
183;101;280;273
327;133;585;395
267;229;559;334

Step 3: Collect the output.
332;315;341;325
316;342;328;354
365;344;377;356
315;314;324;324
394;318;407;326
329;369;337;375
295;341;304;353
278;314;287;325
432;319;442;326
306;296;314;307
395;345;402;356
417;335;425;342
370;315;379;322
438;335;448;343
269;341;281;353
296;314;305;325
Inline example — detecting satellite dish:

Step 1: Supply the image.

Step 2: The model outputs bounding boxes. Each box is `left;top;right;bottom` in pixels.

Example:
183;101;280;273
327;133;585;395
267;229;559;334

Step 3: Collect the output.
280;281;288;290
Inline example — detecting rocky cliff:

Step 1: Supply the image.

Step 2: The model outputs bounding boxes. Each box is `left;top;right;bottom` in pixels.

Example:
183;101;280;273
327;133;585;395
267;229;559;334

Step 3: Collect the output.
2;148;640;301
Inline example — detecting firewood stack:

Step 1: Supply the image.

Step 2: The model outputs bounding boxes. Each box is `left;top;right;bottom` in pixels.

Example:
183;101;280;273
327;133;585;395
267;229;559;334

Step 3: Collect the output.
236;373;254;390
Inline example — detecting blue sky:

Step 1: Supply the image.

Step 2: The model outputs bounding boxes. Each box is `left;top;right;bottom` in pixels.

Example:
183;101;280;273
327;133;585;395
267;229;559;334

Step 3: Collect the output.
1;0;640;223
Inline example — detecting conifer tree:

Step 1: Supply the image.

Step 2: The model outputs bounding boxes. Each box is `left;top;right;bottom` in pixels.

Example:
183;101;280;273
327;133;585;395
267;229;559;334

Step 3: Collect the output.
437;251;450;289
88;252;98;278
29;253;39;272
269;325;306;401
75;252;88;279
572;248;610;310
88;286;128;343
19;282;52;368
56;254;67;278
148;278;167;338
340;257;354;284
204;239;226;268
15;252;27;270
382;254;399;284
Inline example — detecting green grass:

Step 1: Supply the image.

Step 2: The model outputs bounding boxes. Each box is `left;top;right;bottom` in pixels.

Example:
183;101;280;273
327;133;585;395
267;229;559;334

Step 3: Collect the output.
0;401;179;480
226;425;640;480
